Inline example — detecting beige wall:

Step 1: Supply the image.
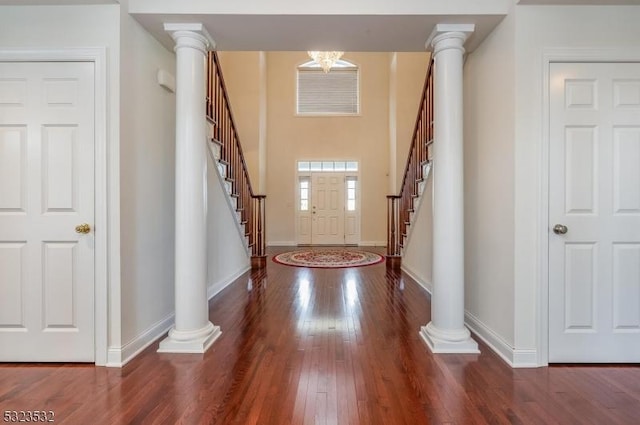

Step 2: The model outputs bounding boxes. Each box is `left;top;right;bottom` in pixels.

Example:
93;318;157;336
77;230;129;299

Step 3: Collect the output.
266;52;391;244
216;51;262;189
393;53;431;193
218;51;427;245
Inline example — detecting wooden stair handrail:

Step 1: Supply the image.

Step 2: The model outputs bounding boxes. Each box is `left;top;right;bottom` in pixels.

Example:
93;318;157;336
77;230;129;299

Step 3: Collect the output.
207;51;266;263
387;59;434;260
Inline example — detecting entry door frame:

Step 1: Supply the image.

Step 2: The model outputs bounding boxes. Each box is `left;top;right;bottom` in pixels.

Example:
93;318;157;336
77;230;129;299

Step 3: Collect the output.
539;48;640;366
0;48;109;365
295;164;360;246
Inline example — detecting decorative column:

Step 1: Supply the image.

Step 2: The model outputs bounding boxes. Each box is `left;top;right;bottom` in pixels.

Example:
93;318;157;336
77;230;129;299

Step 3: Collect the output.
158;23;221;353
420;24;479;354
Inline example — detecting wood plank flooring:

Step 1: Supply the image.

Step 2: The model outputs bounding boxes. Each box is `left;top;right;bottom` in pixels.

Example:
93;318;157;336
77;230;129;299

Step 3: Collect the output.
1;247;639;424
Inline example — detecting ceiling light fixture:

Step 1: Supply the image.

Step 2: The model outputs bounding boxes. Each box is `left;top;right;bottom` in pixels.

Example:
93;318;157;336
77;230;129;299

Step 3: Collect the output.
307;51;344;73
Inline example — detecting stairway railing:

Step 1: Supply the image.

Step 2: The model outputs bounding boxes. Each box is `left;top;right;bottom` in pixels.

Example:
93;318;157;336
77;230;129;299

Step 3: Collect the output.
387;59;434;262
207;51;266;266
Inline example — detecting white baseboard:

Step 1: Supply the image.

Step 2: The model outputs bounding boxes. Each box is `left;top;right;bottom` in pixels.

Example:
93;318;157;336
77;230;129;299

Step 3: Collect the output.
267;241;296;247
208;265;251;300
464;311;539;368
358;241;387;247
105;266;250;368
401;263;433;294
106;312;175;368
399;265;539;369
464;312;512;366
512;349;539;367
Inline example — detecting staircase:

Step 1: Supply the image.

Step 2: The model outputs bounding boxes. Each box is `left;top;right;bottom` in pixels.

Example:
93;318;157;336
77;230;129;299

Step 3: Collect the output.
387;59;434;267
207;51;267;268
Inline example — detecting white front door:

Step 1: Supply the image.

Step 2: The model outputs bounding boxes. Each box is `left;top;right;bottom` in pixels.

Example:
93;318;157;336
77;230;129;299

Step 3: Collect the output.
311;173;345;245
549;62;640;362
0;62;95;362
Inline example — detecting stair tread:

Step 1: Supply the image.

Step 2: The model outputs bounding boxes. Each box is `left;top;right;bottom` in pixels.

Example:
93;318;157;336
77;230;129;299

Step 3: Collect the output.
210;137;222;146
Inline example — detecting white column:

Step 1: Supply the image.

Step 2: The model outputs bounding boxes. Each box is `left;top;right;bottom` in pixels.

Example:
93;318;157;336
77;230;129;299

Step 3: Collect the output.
420;24;479;354
158;23;221;353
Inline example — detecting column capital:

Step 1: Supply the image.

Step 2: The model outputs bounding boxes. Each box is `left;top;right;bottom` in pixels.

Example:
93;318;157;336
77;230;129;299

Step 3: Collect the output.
425;24;475;56
164;23;216;54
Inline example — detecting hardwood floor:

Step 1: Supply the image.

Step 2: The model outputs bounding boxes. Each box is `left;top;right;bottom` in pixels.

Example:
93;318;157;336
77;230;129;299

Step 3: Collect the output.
1;247;639;424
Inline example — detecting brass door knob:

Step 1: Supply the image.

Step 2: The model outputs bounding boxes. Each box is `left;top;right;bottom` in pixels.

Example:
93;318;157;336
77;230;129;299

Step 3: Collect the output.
75;223;91;234
553;224;568;235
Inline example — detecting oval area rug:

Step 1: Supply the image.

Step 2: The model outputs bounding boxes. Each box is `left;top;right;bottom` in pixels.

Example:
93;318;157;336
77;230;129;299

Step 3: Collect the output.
273;249;384;268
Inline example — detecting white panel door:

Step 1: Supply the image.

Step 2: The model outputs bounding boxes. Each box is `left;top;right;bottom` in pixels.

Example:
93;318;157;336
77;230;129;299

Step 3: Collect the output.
311;173;345;245
0;62;95;362
549;62;640;362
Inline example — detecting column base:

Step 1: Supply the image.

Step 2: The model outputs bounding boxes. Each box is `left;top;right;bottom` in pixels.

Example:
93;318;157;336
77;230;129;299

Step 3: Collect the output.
157;321;221;354
419;322;479;354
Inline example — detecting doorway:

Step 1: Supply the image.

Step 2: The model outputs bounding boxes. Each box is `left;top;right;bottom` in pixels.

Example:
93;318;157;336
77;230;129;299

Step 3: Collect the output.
296;160;360;245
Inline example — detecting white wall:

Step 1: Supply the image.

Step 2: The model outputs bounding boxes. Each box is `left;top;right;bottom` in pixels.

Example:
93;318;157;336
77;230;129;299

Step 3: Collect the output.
206;148;251;296
513;5;640;361
401;171;433;292
0;4;122;364
458;3;640;366
117;0;177;361
463;5;516;350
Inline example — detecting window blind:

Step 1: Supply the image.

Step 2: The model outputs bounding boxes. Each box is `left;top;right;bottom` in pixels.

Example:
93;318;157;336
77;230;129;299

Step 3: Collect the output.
297;68;359;114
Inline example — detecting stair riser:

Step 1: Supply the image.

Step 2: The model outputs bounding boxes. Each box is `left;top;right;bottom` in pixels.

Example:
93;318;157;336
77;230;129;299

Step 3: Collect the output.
211;143;221;160
217;162;227;177
418;181;426;196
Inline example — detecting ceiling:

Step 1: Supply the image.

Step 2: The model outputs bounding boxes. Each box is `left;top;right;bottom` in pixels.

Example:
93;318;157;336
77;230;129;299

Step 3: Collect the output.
133;14;505;53
519;0;639;4
5;0;635;53
0;0;117;4
126;0;511;52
